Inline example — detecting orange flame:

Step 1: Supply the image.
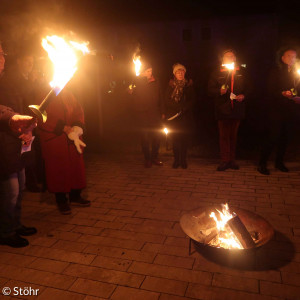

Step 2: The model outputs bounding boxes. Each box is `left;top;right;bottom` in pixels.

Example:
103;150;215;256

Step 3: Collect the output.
222;62;235;70
209;204;243;249
133;55;142;76
42;35;89;95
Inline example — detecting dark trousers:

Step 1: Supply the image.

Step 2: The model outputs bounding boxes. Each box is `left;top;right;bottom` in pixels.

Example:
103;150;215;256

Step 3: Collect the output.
260;118;291;165
141;131;160;161
218;119;240;162
172;132;188;164
0;169;25;237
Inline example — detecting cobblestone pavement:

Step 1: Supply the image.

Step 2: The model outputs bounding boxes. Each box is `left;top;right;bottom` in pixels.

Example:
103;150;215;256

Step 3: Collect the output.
0;154;299;300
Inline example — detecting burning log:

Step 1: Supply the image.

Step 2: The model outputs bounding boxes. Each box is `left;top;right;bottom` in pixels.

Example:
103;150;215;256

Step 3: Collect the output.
227;215;256;249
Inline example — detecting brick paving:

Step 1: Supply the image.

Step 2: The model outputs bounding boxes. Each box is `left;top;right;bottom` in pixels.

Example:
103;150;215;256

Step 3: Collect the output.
0;153;300;300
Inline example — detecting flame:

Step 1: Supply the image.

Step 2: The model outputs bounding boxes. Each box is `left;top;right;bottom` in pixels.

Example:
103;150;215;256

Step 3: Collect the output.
42;35;89;95
222;62;235;70
163;128;169;135
133;55;142;76
297;69;300;75
209;204;243;249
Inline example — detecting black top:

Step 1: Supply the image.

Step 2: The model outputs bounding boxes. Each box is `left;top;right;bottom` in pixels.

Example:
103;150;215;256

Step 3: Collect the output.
207;66;250;120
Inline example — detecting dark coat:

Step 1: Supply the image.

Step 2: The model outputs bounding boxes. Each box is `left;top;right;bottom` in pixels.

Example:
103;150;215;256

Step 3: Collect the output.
266;64;300;120
0;76;25;179
208;66;250;120
132;76;163;129
164;79;195;131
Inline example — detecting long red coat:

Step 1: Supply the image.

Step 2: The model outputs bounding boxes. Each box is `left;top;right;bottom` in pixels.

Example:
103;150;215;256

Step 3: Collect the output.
39;89;86;193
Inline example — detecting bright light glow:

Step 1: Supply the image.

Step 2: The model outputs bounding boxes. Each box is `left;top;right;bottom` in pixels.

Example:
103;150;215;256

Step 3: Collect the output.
133;55;142;76
297;69;300;75
42;35;89;95
222;62;235;70
163;128;169;135
209;203;243;249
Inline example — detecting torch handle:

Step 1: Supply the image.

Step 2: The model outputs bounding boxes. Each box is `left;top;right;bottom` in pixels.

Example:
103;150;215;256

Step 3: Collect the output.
39;89;55;111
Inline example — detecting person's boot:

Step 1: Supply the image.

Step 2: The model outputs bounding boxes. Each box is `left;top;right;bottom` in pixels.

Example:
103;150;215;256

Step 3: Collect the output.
217;161;230;171
16;225;37;236
0;233;29;248
69;189;91;207
275;161;289;172
55;193;71;215
229;161;239;170
257;163;270;175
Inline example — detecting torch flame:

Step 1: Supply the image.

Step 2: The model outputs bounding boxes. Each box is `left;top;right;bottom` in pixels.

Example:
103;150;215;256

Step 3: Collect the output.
133;55;142;76
163;128;169;135
42;35;89;95
209;203;243;249
297;69;300;75
222;62;235;70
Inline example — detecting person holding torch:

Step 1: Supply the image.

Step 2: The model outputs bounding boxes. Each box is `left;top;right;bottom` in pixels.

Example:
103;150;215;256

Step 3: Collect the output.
208;49;250;171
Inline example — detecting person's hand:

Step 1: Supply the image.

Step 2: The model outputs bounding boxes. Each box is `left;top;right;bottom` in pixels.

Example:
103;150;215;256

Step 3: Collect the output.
220;87;228;95
19;131;33;146
282;90;294;99
63;125;72;135
236;94;245;102
9;115;37;134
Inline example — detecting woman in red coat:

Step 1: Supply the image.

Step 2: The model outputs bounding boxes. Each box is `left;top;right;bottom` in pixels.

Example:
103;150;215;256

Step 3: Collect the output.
39;89;90;214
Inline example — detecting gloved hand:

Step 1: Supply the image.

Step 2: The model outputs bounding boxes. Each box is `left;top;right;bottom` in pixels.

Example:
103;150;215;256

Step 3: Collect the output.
67;126;86;154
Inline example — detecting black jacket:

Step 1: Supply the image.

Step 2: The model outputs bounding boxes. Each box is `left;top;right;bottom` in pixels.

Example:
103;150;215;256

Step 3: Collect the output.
164;79;195;130
208;66;250;120
133;76;163;128
266;64;300;120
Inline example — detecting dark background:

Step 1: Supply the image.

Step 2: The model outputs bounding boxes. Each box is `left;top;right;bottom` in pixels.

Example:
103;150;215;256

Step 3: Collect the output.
1;0;300;160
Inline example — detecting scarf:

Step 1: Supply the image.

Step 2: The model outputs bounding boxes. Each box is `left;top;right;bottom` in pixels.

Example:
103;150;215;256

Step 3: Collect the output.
171;79;187;102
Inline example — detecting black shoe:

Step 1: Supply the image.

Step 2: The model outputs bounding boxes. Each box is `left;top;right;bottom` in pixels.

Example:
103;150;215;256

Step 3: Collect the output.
181;160;188;169
70;197;91;207
57;202;72;215
16;225;37;236
229;161;239;170
172;160;180;169
257;164;270;175
275;162;289;172
0;234;29;248
217;162;230;171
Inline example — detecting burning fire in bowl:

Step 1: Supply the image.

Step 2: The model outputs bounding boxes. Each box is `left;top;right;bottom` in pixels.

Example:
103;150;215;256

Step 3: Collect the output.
180;204;274;251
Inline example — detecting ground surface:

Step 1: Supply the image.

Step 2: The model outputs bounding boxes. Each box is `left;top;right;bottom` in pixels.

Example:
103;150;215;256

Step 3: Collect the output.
0;153;299;300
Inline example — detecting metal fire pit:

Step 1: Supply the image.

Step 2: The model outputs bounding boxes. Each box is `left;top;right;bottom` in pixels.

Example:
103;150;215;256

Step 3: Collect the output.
180;205;274;253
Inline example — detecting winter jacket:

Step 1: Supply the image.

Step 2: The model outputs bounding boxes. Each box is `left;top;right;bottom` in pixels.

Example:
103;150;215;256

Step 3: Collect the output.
208;66;250;120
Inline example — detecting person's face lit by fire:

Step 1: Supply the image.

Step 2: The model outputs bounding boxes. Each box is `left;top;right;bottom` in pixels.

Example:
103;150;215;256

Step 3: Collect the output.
17;55;34;77
222;51;236;65
141;67;153;80
0;45;6;75
281;50;297;68
174;69;186;81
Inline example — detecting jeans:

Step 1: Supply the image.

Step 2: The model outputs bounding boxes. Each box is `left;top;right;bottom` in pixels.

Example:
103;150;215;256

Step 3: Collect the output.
0;169;25;237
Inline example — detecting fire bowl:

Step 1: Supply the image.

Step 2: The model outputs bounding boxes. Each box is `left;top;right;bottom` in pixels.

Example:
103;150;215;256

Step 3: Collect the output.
180;205;274;250
180;206;275;270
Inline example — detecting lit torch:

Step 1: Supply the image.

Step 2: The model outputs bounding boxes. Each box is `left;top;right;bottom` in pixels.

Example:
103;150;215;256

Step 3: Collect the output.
133;55;142;76
29;35;89;123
